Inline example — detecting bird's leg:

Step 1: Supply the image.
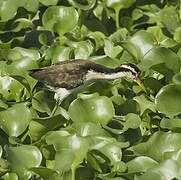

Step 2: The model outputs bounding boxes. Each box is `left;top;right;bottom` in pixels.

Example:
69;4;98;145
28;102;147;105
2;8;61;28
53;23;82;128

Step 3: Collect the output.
49;88;71;118
49;100;60;117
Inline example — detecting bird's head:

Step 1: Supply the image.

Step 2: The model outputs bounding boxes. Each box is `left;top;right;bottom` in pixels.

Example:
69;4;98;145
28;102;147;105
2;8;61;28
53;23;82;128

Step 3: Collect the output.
118;63;147;93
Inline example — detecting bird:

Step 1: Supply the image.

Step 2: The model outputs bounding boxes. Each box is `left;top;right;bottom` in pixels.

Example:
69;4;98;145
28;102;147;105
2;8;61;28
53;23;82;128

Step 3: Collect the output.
29;59;146;117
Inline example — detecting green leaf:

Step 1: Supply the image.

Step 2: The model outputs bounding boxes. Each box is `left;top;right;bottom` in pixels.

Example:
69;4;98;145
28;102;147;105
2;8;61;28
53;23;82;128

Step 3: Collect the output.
32;91;54;115
164;149;181;161
5;145;42;179
104;39;122;58
121;30;156;60
127;156;158;173
68;0;96;10
88;55;121;68
68;94;115;125
106;0;136;28
139;47;180;80
143;77;162;94
138;159;181;180
8;47;40;61
106;0;135;9
45;130;89;171
75;122;107;137
172;74;181;84
174;27;181;42
29;115;66;141
131;131;181;162
39;0;58;6
134;95;156;115
0;76;25;101
0;0;38;21
155;84;181;116
10;75;31;96
87;31;105;51
0;103;31;137
0;99;8;110
2;173;18;180
30;167;58;180
45;45;73;64
89;136;124;171
125;113;141;129
42;6;79;35
158;6;180;34
160;117;181;130
65;40;94;59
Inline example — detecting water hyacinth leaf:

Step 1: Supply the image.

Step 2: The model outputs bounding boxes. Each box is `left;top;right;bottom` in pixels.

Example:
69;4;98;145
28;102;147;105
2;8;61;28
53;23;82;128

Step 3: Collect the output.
155;84;181;116
68;94;115;125
131;131;181;162
42;6;79;35
32;91;53;115
84;18;107;34
87;31;105;51
133;95;156;115
143;77;162;94
68;0;96;10
158;6;180;34
164;149;181;161
160;117;181;130
8;47;40;61
5;145;42;179
174;27;181;42
6;58;38;92
172;74;181;84
89;55;121;68
39;0;58;6
0;103;31;137
45;46;73;64
71;41;94;59
127;156;158;173
147;26;169;45
121;30;155;60
89;136;125;171
6;57;38;75
75;122;108;137
45;130;89;171
11;18;35;33
0;76;24;101
30;167;58;180
10;75;31;96
106;0;135;9
2;173;18;180
138;159;181;180
106;0;135;28
0;100;8;110
140;47;180;74
104;39;122;58
0;0;38;21
87;153;102;173
29;115;66;141
125;113;141;129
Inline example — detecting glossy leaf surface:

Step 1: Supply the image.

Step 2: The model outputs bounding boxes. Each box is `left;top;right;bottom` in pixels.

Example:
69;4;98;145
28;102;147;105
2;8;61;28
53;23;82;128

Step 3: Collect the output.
0;103;31;137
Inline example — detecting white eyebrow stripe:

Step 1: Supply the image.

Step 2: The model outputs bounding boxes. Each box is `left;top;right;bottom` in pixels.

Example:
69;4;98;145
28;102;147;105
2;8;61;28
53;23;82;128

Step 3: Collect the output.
121;65;137;74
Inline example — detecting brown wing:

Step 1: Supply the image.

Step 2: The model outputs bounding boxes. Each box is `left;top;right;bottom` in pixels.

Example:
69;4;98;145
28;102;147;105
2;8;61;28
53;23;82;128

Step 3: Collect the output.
29;59;96;89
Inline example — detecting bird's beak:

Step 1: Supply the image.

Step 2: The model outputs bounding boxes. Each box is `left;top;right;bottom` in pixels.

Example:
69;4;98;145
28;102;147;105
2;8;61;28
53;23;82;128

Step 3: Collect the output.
134;77;147;93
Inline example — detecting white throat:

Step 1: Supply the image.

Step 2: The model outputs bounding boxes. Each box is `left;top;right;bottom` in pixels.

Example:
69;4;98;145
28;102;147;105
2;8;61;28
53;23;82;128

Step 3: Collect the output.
85;70;133;81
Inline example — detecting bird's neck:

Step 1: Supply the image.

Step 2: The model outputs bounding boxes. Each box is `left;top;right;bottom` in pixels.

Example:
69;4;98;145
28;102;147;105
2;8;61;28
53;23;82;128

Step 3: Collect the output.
85;69;131;81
